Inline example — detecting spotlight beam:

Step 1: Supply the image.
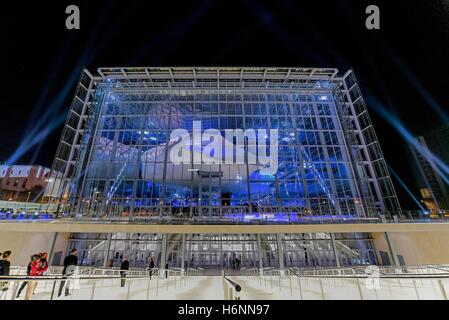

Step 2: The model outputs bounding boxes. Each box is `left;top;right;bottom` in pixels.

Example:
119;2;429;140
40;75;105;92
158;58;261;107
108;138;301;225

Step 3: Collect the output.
6;1;118;165
365;91;449;185
387;164;425;211
384;46;449;124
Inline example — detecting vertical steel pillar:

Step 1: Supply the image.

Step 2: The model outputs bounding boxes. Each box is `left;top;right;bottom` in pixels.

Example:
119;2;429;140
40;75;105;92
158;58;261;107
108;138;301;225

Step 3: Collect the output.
181;234;186;273
187;234;193;268
276;234;285;270
219;235;223;268
160;234;168;270
330;233;341;267
257;234;263;269
103;233;113;267
198;234;203;267
241;235;245;268
384;232;400;266
48;232;58;265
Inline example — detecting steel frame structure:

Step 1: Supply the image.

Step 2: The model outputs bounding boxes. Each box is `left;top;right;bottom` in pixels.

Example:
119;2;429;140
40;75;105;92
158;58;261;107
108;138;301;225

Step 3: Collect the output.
67;232;377;269
47;67;401;221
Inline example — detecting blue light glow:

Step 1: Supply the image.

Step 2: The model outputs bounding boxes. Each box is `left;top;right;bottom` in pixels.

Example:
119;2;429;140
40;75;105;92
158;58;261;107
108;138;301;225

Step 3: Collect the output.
385;47;449;124
366;91;449;186
388;164;425;211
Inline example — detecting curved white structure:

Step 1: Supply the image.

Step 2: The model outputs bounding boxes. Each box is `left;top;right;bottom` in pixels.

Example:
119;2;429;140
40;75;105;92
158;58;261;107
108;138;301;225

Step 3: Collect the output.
141;137;263;190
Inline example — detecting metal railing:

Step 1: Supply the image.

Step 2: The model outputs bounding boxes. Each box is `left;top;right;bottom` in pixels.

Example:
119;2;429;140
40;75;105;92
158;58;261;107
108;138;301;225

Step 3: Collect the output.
3;264;449;300
287;264;449;276
9;265;150;277
222;270;242;300
2;209;449;225
0;267;202;300
9;266;65;276
236;265;449;300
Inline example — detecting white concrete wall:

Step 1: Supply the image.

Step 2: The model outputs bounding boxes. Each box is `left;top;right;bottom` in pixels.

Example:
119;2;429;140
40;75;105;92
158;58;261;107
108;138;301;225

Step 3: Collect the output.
0;232;70;266
373;231;449;265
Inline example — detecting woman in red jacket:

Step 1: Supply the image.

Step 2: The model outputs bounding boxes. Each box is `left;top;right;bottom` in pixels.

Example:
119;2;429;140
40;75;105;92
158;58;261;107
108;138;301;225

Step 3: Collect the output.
25;252;48;300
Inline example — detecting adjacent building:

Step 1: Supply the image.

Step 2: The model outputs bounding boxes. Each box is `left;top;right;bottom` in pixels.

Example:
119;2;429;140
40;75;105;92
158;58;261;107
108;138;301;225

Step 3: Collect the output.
0;164;51;202
410;125;449;212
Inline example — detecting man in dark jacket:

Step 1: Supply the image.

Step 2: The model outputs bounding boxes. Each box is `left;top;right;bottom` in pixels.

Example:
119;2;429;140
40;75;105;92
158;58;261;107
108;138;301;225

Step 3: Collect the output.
164;262;169;279
148;257;155;280
120;257;130;287
0;251;12;295
0;251;11;275
58;248;78;297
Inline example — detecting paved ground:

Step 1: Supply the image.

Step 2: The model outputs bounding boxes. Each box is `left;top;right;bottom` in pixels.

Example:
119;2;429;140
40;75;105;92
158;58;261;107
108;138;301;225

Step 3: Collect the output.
162;276;224;300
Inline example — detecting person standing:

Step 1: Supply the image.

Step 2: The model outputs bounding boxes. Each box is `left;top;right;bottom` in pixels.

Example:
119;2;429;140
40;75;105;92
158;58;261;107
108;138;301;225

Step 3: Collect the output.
164;262;169;279
120;257;129;287
148;257;155;280
58;248;78;297
39;252;49;272
0;251;11;275
16;253;40;298
25;252;49;300
0;251;12;298
303;247;309;266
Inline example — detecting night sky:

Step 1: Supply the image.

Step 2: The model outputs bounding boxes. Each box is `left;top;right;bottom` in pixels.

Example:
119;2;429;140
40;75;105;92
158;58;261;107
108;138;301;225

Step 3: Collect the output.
4;0;449;209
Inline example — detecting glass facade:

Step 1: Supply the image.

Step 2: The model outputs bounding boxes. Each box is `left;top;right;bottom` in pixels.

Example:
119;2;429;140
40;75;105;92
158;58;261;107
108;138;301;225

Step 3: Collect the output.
50;67;400;221
77;89;360;218
67;233;377;268
48;67;400;268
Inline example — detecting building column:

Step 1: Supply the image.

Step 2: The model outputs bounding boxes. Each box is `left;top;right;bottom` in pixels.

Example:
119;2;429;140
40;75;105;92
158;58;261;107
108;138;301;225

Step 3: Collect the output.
48;232;58;265
219;235;223;268
384;232;400;266
186;234;192;268
181;234;186;273
198;234;203;267
129;181;138;218
160;233;168;270
241;235;245;267
276;234;285;270
256;234;263;270
330;233;341;268
103;233;113;267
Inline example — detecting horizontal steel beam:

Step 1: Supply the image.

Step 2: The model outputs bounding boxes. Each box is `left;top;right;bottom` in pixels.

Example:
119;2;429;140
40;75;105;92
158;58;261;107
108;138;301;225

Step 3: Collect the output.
1;221;449;234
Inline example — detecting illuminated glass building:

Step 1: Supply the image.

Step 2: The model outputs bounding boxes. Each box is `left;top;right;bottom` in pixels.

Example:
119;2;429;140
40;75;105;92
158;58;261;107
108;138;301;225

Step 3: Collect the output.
48;67;400;268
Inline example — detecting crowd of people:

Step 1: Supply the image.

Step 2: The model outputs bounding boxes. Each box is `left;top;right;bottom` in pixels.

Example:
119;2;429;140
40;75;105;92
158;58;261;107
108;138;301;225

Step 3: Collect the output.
1;248;169;299
0;250;12;298
0;250;50;299
0;248;79;300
